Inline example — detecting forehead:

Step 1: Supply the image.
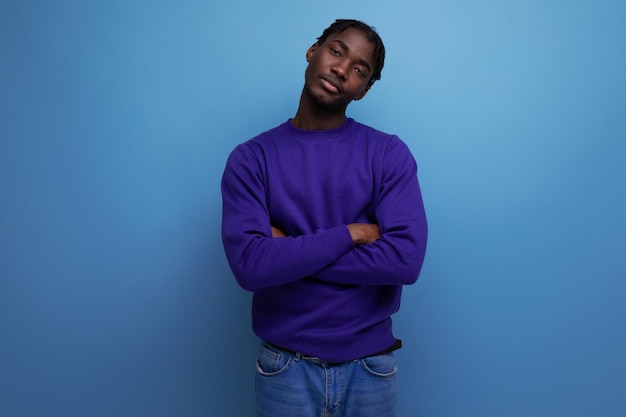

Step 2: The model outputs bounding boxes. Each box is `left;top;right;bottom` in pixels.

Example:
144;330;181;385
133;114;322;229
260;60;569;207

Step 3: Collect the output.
324;28;376;64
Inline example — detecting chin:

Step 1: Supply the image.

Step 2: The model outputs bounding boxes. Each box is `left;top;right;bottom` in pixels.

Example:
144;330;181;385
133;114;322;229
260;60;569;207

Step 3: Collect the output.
306;88;347;111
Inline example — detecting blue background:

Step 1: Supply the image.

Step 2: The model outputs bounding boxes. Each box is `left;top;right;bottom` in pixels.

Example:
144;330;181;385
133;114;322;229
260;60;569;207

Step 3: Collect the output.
1;1;625;416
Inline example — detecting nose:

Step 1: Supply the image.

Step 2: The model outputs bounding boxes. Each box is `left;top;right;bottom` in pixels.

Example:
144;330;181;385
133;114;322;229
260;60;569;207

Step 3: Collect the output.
331;61;349;80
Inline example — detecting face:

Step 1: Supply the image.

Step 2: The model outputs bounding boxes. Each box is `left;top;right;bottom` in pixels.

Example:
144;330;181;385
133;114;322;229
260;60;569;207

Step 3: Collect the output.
303;28;376;111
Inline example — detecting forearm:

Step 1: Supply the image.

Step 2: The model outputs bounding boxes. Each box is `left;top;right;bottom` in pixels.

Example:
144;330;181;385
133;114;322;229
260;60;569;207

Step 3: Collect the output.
222;222;354;291
314;221;428;285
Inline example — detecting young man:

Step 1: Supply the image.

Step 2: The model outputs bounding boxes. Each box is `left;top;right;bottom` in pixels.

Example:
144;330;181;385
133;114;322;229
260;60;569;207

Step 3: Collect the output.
221;19;428;417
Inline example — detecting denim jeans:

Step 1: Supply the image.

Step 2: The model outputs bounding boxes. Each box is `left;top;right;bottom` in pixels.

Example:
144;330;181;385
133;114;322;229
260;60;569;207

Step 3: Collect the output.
255;342;397;417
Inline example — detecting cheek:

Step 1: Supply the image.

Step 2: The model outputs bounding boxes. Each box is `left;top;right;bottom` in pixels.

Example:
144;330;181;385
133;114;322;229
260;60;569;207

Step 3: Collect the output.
353;79;370;95
305;58;322;76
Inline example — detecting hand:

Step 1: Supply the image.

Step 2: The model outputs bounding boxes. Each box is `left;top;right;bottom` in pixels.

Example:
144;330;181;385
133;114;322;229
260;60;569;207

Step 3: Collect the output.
271;226;286;237
347;223;380;245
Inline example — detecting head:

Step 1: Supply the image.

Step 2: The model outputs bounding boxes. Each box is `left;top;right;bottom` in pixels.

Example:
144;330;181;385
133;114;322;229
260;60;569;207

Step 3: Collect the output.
299;20;385;115
316;19;385;88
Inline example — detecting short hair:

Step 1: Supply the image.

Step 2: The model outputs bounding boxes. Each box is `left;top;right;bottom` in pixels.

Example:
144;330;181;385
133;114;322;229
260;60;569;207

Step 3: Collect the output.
316;19;386;87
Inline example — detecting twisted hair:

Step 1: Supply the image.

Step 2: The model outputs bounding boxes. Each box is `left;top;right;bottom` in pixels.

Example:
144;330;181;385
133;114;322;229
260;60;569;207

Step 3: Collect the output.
316;19;386;87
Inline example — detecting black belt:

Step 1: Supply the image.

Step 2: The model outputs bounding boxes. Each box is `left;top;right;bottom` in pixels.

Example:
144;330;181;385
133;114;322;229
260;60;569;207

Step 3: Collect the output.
268;339;402;360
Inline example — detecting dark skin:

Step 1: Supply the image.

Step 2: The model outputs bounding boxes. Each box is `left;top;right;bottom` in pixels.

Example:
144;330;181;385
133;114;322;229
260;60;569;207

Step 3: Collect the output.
292;28;375;130
274;28;381;245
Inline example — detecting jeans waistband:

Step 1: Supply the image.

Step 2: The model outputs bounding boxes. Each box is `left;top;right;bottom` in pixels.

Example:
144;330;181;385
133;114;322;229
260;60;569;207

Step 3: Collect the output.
266;339;402;363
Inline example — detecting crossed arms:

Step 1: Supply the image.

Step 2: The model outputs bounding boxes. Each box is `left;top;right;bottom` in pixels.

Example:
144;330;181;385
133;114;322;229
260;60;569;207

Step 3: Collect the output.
221;138;428;292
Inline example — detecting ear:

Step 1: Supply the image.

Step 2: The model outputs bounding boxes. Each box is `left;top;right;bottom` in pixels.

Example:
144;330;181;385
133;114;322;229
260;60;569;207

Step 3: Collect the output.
306;43;319;62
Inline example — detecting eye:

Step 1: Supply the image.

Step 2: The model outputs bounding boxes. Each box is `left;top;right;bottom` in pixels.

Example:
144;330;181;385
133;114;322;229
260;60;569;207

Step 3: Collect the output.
355;68;367;78
330;48;341;57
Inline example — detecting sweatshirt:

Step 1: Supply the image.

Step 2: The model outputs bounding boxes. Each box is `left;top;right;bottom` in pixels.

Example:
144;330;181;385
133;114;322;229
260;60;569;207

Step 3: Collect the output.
221;117;428;362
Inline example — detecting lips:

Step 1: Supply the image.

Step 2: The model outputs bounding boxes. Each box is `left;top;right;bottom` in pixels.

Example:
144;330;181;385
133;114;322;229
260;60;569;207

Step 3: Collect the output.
320;76;342;94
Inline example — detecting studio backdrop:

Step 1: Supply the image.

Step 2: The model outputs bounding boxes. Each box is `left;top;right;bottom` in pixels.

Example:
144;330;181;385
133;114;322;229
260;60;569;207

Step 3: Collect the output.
1;1;625;416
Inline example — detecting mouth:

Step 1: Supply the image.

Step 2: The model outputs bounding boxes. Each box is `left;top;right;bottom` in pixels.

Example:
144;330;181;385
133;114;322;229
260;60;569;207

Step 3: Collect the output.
320;76;342;94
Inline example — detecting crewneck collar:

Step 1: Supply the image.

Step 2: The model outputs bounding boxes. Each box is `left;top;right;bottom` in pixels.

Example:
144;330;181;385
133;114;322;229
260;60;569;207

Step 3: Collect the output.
284;117;354;139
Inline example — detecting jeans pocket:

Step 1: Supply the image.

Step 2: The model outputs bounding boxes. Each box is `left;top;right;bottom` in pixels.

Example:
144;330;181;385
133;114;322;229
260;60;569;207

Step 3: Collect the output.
256;343;294;377
360;352;398;378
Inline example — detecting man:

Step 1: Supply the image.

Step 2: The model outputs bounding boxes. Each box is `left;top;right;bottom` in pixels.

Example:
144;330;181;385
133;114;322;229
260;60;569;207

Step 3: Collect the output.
221;19;427;417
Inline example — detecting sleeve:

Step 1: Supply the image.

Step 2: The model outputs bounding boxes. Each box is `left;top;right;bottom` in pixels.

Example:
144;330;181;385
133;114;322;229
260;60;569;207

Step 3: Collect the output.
221;143;355;292
313;137;428;286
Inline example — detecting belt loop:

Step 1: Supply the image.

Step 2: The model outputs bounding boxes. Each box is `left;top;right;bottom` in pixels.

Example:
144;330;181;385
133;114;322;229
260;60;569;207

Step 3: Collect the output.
293;351;302;361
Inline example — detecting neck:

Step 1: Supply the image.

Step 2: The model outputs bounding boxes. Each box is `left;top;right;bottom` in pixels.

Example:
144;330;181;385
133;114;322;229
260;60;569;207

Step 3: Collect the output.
290;90;347;130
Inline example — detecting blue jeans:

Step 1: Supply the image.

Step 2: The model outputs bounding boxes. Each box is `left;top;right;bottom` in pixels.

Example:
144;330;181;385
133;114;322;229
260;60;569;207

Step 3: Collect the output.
255;342;397;417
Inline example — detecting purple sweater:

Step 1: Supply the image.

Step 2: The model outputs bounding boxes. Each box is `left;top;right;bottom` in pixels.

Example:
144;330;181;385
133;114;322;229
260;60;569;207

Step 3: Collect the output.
221;118;428;362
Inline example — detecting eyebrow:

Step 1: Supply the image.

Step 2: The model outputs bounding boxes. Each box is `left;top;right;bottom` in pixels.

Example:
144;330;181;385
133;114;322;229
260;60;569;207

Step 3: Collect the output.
331;39;372;73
